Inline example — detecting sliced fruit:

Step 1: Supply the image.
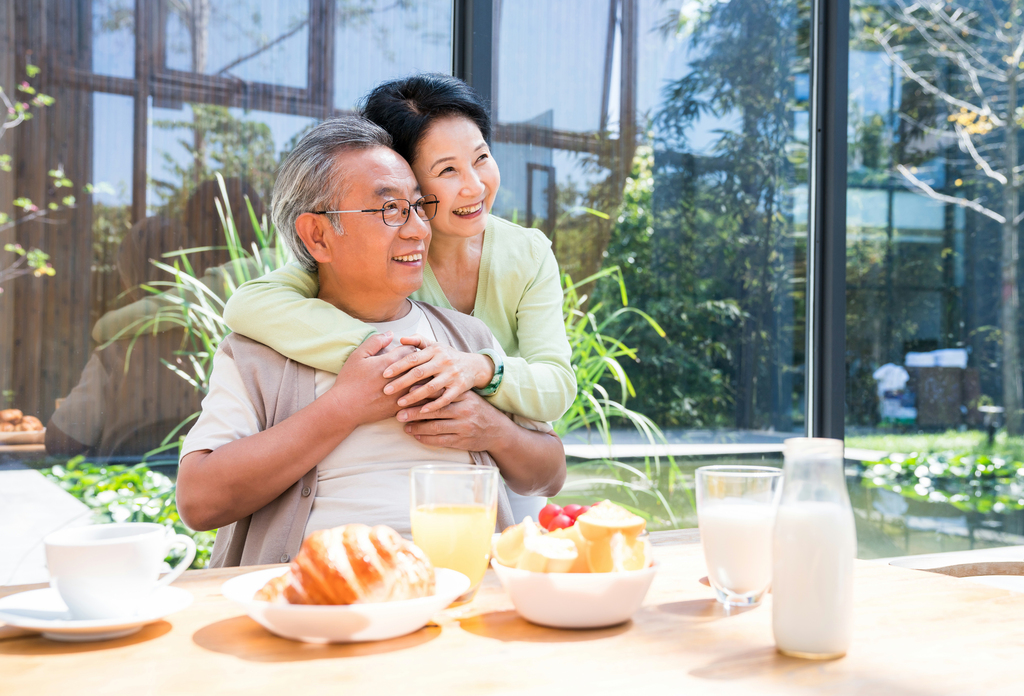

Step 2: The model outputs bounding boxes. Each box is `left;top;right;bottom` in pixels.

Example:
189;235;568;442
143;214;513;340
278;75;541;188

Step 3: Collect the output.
613;533;650;572
586;532;650;573
575;500;646;542
538;503;562;529
586;536;614;573
547;524;590;573
492;517;541;567
514;535;578;573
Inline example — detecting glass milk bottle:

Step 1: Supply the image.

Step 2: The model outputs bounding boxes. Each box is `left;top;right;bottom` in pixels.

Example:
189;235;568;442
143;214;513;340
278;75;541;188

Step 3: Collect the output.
772;437;856;659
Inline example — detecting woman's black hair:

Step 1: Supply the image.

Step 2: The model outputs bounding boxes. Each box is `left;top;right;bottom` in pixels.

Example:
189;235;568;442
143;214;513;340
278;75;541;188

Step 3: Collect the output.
360;73;490;165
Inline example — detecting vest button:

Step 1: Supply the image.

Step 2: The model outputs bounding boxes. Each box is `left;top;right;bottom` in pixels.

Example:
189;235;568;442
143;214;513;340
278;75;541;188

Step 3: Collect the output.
301;486;311;497
279;554;289;563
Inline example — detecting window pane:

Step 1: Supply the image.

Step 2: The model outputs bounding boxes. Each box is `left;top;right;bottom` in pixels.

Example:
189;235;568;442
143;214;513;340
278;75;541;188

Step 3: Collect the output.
846;0;1024;557
165;0;310;87
496;0;811;530
147;102;315;212
333;0;453;110
90;93;135;328
92;0;135;78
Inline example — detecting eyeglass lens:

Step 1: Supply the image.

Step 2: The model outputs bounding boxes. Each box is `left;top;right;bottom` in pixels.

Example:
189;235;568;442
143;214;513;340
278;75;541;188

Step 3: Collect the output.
381;197;439;227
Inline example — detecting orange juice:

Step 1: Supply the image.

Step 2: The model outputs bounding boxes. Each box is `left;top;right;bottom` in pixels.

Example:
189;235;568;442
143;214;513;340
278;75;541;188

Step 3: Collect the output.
411;503;496;589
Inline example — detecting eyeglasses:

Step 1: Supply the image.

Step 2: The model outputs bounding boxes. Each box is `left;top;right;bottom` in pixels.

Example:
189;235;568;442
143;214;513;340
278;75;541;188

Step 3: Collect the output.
313;195;439;228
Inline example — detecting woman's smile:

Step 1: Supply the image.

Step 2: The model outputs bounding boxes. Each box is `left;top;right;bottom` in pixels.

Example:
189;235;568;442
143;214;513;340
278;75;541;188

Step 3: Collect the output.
452;201;485;218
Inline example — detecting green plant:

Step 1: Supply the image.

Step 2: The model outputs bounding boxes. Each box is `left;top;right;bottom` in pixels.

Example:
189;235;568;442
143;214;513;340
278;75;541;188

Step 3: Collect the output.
41;457;215;569
105;173;289;463
557;265;665;441
860;451;1024;516
2;64;107;293
555;265;686;526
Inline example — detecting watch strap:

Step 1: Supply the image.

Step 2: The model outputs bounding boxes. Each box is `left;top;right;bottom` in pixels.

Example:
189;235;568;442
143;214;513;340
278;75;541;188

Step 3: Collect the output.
472;348;504;396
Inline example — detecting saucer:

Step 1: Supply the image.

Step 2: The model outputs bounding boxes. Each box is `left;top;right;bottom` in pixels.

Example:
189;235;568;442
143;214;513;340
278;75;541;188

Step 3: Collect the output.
0;586;193;642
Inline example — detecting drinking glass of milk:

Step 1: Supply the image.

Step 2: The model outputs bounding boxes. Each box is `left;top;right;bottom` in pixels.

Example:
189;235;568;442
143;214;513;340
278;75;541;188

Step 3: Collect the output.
695;465;783;607
772;437;856;660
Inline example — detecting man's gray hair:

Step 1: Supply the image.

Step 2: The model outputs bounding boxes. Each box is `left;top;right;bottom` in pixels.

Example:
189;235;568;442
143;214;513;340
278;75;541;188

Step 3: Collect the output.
272;117;393;272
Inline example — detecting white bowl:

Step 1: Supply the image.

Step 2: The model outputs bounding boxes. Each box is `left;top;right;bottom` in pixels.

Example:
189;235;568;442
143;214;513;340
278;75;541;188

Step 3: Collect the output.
221;567;469;643
490;559;657;629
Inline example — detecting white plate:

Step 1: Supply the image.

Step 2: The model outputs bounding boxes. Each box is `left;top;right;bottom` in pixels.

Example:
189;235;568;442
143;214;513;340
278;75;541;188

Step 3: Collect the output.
491;559;657;629
221;567;470;643
0;428;45;445
0;586;193;642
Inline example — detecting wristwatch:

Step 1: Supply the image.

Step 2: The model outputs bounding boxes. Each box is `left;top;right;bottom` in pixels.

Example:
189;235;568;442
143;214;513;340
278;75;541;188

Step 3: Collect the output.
473;349;504;396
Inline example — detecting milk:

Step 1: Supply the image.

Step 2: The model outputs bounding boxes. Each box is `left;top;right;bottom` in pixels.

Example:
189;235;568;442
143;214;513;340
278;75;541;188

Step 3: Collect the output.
772;501;855;657
698;501;775;598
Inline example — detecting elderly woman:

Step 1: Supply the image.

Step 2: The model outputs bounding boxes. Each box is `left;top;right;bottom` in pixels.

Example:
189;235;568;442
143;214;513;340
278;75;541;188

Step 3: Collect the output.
175;118;565;567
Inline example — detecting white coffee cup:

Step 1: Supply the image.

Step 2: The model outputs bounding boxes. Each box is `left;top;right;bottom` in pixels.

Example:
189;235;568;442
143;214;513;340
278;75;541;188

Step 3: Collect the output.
44;522;196;620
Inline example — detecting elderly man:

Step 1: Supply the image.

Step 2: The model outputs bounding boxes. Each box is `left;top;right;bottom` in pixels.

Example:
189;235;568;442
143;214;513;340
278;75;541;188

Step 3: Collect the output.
176;118;565;567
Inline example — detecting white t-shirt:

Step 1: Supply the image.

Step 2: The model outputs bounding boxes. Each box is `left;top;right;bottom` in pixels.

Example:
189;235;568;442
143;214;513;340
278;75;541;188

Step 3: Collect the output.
181;302;551;536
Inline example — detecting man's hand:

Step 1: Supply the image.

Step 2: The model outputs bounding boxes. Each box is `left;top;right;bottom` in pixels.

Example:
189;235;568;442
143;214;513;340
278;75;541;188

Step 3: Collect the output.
397;390;504;451
323;332;416;426
381;334;495;414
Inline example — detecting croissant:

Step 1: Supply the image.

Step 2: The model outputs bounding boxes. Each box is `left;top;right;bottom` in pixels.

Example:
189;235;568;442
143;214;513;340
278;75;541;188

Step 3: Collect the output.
256;524;435;605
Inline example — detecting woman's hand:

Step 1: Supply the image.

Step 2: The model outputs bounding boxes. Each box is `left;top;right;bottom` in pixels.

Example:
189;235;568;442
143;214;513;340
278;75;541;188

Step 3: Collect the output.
381;334;495;413
398;390;503;451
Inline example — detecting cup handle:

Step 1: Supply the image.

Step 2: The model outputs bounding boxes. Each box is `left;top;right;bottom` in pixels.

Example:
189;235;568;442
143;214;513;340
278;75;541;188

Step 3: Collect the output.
156;533;197;589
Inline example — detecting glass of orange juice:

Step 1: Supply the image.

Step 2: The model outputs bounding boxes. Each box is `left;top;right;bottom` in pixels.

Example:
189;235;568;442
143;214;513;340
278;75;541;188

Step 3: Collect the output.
410;465;498;602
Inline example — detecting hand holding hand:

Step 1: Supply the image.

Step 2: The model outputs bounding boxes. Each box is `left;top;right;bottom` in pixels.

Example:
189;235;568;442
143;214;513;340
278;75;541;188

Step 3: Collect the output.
397;391;505;451
381;334;494;414
324;332;416;426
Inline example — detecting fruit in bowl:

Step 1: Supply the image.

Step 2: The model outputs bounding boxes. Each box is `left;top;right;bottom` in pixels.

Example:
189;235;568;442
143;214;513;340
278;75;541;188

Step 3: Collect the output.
490;501;657;628
537;502;591;531
494;500;652;574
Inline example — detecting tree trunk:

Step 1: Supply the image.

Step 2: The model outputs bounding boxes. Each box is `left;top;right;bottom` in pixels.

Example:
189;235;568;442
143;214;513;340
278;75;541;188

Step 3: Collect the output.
190;0;210;187
1003;33;1022;435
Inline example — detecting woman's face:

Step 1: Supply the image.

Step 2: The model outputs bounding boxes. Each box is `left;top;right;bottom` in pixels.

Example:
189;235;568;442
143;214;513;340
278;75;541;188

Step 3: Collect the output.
411;116;500;240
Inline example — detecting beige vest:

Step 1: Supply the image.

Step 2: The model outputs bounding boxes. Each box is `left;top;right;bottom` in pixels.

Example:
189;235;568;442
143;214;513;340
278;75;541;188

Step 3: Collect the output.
208;301;515;568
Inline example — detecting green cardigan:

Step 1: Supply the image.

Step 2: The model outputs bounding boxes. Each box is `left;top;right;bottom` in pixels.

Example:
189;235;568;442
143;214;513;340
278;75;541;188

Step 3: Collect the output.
220;215;576;423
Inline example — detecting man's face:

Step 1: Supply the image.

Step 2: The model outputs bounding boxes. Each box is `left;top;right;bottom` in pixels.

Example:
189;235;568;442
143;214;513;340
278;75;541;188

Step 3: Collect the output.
322;147;431;312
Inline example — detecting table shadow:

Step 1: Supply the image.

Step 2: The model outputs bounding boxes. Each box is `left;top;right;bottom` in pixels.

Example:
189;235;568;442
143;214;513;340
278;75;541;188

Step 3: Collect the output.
655;598;759;622
689;646;820;681
0;620;171;655
192;615;440;662
458;610;632;643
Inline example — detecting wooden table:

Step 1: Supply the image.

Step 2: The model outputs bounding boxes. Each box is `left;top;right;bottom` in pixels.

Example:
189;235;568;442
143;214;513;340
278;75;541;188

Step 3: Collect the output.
2;530;1022;695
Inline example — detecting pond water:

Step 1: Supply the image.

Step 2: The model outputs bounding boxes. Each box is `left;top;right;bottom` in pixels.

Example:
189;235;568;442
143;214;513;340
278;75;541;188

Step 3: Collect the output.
553;456;1024;559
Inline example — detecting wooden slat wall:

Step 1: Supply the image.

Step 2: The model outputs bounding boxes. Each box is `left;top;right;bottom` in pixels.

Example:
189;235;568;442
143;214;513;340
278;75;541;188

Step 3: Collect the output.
0;0;15;406
7;0;94;424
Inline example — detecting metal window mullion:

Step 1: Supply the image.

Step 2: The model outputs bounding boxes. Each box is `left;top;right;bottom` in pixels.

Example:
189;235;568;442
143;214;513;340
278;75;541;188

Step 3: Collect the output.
805;0;850;439
131;0;150;223
308;0;335;119
453;0;495;120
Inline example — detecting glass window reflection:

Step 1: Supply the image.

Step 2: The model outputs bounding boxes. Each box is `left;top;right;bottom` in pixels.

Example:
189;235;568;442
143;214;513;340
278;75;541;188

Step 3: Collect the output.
165;0;310;87
92;0;135;78
496;0;811;437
